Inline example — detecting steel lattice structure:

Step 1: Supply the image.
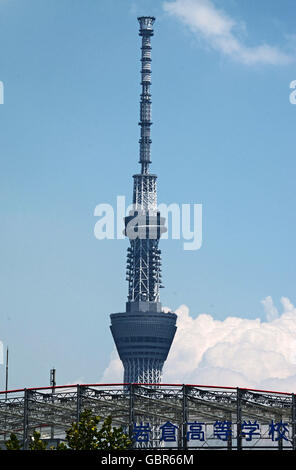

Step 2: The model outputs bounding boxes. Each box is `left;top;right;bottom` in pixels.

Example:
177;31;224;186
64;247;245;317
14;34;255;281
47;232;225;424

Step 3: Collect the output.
109;17;177;384
124;16;165;304
1;383;296;450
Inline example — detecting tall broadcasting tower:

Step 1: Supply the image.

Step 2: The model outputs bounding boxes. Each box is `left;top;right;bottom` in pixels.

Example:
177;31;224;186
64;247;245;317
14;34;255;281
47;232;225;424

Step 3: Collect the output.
110;17;177;384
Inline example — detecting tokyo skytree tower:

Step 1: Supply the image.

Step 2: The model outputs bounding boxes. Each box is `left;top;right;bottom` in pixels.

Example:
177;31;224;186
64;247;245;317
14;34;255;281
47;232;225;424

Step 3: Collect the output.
110;17;177;384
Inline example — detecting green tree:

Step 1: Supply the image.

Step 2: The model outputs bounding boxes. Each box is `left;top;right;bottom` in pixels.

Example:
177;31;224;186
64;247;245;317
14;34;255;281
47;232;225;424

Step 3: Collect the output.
61;409;132;450
5;433;22;450
29;431;47;450
95;415;132;450
2;410;132;451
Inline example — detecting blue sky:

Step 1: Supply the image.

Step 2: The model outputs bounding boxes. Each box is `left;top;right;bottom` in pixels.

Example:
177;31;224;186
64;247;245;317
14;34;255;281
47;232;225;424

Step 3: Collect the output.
0;0;296;390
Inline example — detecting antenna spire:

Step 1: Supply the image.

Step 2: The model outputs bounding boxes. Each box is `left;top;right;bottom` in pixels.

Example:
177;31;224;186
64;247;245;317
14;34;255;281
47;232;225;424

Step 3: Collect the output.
5;347;8;400
138;16;155;174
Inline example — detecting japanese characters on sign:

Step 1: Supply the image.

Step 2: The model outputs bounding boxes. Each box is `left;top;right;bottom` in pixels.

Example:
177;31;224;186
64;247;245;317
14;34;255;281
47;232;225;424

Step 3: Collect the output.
132;419;290;443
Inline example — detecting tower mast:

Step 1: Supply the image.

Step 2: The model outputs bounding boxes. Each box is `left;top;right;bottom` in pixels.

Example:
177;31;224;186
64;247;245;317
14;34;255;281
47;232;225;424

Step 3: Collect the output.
138;16;154;175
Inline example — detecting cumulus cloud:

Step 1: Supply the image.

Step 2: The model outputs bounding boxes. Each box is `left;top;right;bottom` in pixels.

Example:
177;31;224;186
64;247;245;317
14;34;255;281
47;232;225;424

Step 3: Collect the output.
163;0;293;65
100;297;296;393
100;349;125;384
261;296;279;322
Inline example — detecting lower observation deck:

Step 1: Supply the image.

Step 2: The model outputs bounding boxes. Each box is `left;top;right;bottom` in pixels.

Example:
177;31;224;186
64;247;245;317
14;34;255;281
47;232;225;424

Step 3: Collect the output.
0;383;296;450
110;308;177;383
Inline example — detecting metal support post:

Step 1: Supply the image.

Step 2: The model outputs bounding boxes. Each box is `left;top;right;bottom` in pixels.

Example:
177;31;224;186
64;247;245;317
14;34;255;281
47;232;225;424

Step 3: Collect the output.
23;389;30;450
5;347;8;401
277;414;283;451
50;368;56;440
182;385;188;450
129;384;135;447
236;388;242;451
292;394;296;450
76;384;82;424
227;413;232;451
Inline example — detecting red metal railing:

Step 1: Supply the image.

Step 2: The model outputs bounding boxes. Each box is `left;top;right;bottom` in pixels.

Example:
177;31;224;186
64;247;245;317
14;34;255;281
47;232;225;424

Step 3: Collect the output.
0;382;292;396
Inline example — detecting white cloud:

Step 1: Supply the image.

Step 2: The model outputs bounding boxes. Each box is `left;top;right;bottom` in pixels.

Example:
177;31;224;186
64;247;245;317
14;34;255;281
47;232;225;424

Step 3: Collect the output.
100;349;124;383
261;295;279;322
163;0;293;65
100;297;296;393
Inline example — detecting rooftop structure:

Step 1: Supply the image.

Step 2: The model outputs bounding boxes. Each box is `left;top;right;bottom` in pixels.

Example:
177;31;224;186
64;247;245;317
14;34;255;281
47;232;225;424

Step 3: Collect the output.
0;383;295;450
